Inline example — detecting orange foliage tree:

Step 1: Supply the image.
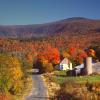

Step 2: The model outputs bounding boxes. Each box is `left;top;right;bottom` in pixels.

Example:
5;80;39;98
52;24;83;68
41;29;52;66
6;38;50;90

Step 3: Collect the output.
62;47;88;65
37;44;60;64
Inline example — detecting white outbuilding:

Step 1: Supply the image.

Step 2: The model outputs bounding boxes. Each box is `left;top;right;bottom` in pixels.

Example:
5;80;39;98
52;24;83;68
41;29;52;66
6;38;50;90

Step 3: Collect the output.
56;58;72;70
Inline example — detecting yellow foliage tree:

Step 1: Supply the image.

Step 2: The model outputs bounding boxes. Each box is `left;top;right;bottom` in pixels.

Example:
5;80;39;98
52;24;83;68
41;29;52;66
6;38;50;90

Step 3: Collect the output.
0;54;23;81
0;54;23;94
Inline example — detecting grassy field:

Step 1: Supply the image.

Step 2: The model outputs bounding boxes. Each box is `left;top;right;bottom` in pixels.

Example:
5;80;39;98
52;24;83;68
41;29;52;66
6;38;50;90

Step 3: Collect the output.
51;71;100;84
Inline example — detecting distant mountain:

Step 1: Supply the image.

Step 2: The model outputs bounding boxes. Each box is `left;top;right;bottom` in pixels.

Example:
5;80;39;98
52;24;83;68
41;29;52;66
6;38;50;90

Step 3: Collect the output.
0;17;100;39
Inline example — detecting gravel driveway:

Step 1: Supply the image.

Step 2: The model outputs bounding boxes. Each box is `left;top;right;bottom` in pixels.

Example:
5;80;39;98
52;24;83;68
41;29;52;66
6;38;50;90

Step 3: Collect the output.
25;74;48;100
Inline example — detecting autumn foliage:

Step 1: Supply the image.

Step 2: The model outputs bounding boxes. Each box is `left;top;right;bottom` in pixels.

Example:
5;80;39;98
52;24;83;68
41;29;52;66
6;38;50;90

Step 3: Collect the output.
0;35;99;99
55;81;100;100
37;44;60;64
0;54;24;98
0;93;14;100
0;22;99;100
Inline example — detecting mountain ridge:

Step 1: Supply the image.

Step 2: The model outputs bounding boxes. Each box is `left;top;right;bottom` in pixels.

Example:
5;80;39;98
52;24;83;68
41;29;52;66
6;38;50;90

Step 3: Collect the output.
0;17;100;39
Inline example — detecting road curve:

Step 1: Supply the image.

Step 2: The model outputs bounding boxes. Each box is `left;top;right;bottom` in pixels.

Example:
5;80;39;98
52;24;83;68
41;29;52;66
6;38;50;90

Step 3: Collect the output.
25;74;48;100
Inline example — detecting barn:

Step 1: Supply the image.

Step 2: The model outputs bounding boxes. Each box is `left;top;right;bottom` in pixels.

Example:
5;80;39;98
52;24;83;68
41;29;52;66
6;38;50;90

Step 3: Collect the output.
67;57;100;76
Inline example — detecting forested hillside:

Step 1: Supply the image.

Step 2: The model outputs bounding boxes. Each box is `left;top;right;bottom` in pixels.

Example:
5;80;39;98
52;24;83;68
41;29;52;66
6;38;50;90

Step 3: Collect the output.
0;17;100;99
0;17;100;39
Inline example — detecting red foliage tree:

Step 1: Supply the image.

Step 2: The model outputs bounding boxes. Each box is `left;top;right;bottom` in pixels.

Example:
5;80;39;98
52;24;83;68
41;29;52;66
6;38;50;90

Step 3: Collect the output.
37;44;60;64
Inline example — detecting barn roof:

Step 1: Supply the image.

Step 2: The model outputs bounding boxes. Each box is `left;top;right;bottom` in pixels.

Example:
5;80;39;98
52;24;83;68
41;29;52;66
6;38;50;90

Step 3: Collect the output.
75;62;100;73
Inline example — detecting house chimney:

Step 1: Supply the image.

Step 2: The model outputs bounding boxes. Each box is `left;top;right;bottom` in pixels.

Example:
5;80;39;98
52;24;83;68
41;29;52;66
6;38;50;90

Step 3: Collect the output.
84;57;92;75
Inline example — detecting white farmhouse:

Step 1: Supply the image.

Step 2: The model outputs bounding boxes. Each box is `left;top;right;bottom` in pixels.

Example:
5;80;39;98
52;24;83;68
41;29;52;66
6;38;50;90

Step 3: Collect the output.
57;58;72;70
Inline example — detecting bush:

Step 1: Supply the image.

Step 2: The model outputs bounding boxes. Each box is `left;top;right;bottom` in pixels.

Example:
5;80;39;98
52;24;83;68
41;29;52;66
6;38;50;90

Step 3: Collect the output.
10;80;24;95
55;81;100;100
34;58;54;73
0;76;12;93
86;82;100;94
0;54;23;95
0;93;14;100
43;63;54;73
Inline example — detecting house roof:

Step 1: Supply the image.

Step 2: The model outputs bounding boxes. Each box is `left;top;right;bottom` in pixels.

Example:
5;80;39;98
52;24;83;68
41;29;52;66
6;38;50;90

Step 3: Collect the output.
60;58;69;64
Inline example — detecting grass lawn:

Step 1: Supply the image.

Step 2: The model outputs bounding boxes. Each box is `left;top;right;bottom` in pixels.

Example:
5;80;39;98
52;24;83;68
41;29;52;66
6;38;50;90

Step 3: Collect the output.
51;71;100;84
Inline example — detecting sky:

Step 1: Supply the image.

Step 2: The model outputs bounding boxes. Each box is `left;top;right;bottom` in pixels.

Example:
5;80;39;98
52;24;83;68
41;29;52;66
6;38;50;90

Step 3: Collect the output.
0;0;100;25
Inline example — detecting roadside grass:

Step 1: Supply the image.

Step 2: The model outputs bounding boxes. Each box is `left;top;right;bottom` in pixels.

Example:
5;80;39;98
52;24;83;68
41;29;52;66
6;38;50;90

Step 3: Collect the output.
51;71;100;84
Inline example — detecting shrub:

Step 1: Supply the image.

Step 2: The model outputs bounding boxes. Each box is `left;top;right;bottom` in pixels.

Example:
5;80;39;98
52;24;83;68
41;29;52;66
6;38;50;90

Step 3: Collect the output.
55;81;100;100
10;80;24;95
34;58;54;73
0;76;12;93
0;54;23;95
43;63;54;73
86;82;100;94
0;93;14;100
0;54;23;80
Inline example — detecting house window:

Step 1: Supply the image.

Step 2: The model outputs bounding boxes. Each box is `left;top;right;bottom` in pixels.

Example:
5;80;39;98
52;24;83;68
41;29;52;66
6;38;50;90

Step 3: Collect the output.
60;65;63;70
